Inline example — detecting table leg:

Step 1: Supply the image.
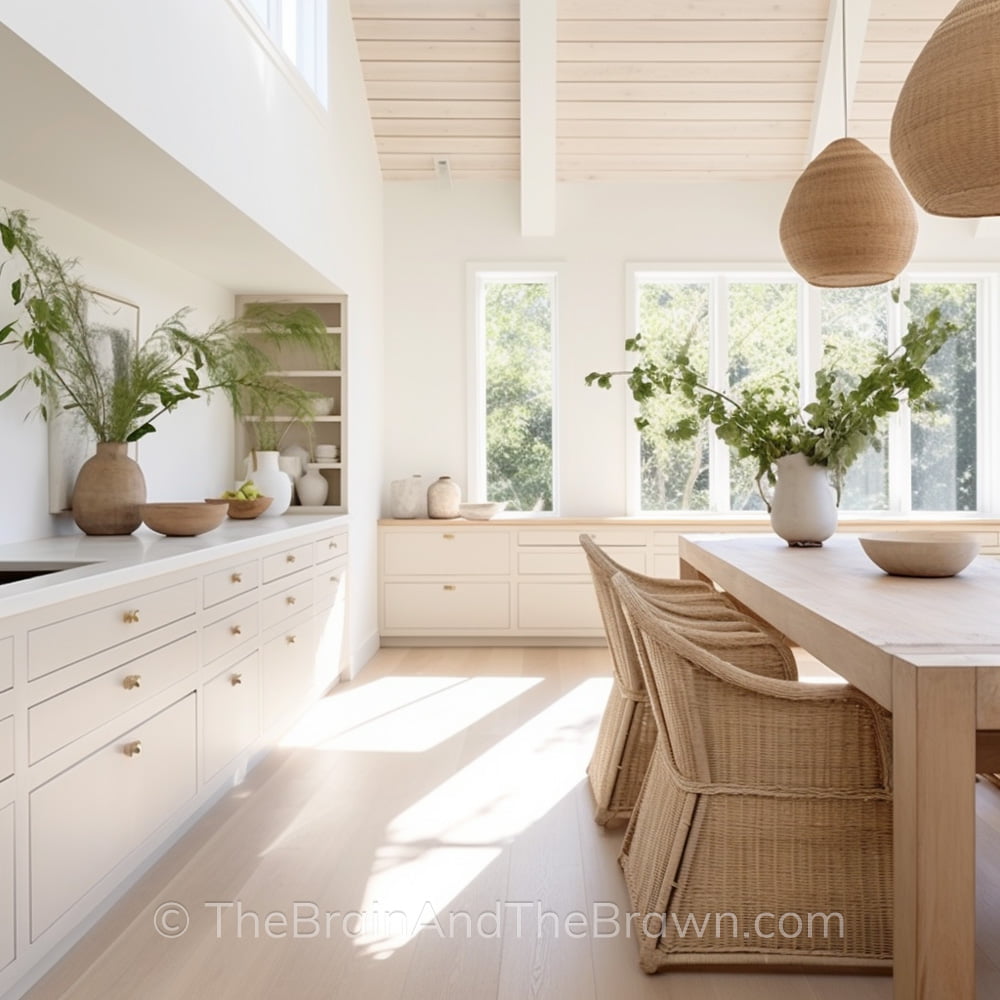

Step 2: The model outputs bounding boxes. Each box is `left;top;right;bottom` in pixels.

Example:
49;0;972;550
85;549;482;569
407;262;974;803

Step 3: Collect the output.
892;658;977;1000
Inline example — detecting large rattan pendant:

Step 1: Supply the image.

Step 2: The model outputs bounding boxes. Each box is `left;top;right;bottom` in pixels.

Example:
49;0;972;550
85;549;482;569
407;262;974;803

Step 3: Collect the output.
890;0;1000;216
779;137;918;288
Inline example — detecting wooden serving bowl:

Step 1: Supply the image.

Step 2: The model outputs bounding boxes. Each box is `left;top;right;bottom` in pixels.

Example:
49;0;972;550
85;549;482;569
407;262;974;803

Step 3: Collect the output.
858;531;980;578
205;496;273;519
141;502;227;537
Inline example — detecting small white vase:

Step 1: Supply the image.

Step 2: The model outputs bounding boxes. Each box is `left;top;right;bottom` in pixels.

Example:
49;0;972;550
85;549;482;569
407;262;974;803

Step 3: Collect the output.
247;451;292;516
390;474;424;518
427;476;461;519
767;453;838;546
297;463;329;507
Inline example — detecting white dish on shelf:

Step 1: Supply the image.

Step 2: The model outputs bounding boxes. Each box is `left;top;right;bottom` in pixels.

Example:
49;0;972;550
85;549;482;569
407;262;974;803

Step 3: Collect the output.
311;396;335;416
858;531;979;578
458;501;506;520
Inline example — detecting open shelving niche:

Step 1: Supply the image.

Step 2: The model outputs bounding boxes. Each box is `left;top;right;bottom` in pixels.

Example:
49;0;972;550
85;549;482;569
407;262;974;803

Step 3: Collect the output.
234;294;347;513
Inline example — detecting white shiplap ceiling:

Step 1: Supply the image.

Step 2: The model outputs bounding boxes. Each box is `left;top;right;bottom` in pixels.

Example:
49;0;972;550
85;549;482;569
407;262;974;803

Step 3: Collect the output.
349;0;955;184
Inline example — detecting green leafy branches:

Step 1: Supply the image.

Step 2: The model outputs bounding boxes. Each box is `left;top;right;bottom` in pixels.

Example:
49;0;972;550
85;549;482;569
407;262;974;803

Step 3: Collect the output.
586;303;958;504
0;208;334;444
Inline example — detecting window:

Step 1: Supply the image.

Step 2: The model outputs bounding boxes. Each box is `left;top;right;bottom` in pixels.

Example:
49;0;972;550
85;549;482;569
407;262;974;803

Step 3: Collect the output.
471;270;557;512
629;270;985;514
239;0;328;104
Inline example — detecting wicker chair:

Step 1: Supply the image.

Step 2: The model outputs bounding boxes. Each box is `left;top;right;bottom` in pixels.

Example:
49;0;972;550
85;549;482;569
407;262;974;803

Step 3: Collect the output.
613;571;893;974
581;534;797;826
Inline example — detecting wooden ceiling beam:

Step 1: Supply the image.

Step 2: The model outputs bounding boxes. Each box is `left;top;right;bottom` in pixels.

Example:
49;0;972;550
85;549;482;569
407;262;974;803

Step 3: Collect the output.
520;0;556;235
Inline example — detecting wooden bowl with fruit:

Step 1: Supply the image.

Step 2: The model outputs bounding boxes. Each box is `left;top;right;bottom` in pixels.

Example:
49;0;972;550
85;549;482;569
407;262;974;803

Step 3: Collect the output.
206;481;273;519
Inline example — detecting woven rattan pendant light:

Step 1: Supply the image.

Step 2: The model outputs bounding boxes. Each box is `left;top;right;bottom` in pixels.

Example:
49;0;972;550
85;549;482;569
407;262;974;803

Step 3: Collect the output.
779;0;917;287
891;0;1000;216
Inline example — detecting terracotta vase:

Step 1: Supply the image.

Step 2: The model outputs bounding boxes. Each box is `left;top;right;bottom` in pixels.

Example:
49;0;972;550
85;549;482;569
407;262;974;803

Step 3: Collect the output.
72;442;146;536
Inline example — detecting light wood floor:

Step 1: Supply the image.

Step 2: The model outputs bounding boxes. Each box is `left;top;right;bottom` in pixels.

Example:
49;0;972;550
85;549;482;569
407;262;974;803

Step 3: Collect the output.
25;646;1000;1000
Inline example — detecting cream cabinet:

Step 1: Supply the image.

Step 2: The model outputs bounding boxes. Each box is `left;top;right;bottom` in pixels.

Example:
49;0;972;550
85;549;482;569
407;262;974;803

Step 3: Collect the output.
235;295;346;513
379;518;1000;640
0;515;350;998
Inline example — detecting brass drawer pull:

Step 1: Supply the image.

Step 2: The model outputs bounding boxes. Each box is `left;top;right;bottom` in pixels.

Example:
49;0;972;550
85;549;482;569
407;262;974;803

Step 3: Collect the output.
443;533;455;540
230;673;243;687
123;740;142;758
286;554;296;563
443;584;457;591
328;541;338;549
330;575;339;583
286;595;297;605
286;634;297;644
123;674;142;690
231;625;242;636
231;572;243;584
123;609;140;624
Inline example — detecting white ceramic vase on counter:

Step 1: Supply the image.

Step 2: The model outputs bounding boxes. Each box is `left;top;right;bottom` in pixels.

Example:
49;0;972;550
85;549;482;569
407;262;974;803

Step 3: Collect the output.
246;451;292;516
427;476;461;519
390;475;424;518
297;464;330;507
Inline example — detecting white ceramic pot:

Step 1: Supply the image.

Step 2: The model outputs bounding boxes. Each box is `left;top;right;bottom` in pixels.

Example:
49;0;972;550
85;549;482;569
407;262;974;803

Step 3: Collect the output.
427;476;461;519
246;451;292;516
390;474;424;518
297;464;329;507
767;452;838;546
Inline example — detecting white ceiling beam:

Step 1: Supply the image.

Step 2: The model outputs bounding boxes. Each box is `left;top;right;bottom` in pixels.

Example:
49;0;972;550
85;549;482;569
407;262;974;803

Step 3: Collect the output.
520;0;556;236
807;0;872;158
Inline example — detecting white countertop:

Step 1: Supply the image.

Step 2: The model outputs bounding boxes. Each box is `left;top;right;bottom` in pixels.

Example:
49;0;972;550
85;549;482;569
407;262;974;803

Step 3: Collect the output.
0;514;348;617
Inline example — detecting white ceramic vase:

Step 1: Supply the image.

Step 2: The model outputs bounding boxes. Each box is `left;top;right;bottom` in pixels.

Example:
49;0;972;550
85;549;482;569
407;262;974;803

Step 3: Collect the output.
247;451;292;516
297;463;329;507
390;474;424;518
427;476;461;519
767;452;838;546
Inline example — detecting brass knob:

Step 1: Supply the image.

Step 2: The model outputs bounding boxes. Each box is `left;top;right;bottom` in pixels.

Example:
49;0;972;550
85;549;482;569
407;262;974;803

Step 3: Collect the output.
231;625;242;636
231;572;243;584
230;673;243;687
124;740;142;758
123;609;140;624
286;595;297;605
328;541;338;549
443;533;455;540
330;575;339;583
286;634;297;644
443;584;457;591
123;674;142;690
286;554;296;563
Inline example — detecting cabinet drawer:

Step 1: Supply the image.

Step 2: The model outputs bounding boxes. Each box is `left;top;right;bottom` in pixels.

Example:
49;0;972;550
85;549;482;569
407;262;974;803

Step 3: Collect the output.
0;804;12;971
262;572;313;633
517;582;602;630
28;578;199;681
383;531;509;576
383;582;510;630
203;601;259;667
28;633;198;765
203;559;259;609
314;557;347;610
0;637;11;694
0;717;12;783
203;651;260;781
262;543;314;584
518;529;644;548
261;615;317;730
314;531;347;565
30;694;197;940
518;547;645;576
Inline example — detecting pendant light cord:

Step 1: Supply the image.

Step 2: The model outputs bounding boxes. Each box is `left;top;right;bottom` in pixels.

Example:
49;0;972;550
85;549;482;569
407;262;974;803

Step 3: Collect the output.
842;0;848;137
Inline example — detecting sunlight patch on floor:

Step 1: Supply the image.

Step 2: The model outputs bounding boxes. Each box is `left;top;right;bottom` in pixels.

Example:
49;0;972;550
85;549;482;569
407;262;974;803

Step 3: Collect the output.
279;675;542;752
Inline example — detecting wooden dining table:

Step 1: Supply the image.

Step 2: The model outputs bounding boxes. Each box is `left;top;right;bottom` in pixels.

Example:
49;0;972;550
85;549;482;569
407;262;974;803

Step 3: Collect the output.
678;532;1000;1000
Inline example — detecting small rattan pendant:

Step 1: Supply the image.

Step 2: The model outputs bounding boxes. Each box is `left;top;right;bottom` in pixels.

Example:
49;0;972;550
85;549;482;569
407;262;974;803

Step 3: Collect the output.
890;0;1000;216
779;137;918;288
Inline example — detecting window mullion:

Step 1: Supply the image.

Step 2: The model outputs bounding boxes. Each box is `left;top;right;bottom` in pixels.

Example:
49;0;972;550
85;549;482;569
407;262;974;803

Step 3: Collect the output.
888;280;912;514
709;276;730;512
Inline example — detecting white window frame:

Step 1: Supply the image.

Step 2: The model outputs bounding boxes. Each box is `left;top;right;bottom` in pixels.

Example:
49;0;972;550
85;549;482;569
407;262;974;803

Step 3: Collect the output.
231;0;328;110
467;264;561;514
625;263;994;517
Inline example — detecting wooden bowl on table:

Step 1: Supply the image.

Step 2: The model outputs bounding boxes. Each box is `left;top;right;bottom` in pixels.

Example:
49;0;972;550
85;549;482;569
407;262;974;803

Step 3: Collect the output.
140;502;227;537
205;496;273;519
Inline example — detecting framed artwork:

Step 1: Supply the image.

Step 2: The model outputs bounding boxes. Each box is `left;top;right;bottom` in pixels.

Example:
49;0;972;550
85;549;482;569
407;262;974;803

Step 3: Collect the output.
48;291;141;513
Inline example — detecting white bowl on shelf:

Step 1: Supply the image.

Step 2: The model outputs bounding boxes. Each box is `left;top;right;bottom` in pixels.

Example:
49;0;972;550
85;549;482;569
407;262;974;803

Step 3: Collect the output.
458;501;506;521
311;396;335;416
858;531;980;578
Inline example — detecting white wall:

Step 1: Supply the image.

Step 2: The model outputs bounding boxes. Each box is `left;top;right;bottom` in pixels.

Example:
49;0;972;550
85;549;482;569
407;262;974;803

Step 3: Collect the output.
0;180;235;542
0;0;383;665
383;178;1000;517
